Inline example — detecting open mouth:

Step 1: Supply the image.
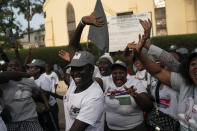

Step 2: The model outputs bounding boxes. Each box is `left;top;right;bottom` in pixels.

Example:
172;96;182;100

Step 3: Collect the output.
100;68;106;74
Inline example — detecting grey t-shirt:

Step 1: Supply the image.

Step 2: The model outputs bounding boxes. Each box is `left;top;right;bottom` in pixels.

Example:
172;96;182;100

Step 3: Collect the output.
0;78;40;122
171;72;197;130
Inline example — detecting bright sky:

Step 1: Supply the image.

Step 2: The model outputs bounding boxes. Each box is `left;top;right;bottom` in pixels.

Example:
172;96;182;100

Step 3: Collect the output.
14;9;45;31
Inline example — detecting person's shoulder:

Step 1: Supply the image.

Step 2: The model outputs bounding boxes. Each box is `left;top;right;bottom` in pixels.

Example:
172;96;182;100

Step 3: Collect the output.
52;71;58;77
20;78;38;88
88;81;104;98
40;73;50;81
101;75;111;81
126;77;140;85
171;72;186;86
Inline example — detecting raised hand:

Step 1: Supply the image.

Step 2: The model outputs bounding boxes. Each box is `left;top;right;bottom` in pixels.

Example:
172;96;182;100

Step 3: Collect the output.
127;34;146;53
28;46;35;55
82;12;105;27
58;50;71;62
139;19;152;40
123;85;138;98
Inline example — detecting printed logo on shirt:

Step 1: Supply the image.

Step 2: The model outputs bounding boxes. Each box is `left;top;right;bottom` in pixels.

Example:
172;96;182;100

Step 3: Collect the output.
159;94;171;109
51;77;55;81
105;87;131;105
64;95;69;102
69;105;80;119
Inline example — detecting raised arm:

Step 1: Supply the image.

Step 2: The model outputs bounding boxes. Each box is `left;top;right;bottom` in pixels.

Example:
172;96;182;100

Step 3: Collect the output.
127;35;171;86
24;47;34;67
13;43;22;64
139;19;180;72
68;13;104;59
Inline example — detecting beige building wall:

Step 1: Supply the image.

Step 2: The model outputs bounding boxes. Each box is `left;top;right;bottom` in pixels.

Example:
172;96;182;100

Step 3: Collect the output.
43;0;197;47
166;0;197;35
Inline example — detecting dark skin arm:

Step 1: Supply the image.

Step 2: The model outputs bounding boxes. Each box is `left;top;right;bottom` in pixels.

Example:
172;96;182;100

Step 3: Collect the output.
69;119;89;131
0;71;30;83
94;77;103;91
59;13;104;60
13;43;22;65
45;91;63;100
127;34;171;87
124;86;153;112
24;47;34;67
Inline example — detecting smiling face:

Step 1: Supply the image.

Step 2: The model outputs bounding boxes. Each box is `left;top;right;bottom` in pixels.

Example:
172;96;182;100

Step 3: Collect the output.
98;58;112;76
112;68;127;87
189;57;197;86
71;64;94;88
7;59;22;72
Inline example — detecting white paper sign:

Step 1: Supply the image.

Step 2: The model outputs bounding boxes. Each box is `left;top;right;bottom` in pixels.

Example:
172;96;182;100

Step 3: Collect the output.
107;12;149;52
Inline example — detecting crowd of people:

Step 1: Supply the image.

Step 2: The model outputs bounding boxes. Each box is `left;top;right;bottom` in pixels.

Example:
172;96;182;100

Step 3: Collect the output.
0;12;197;131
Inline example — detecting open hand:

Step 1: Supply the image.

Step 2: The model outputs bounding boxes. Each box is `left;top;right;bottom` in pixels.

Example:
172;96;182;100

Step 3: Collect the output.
58;50;71;62
28;45;35;55
123;85;138;98
82;12;105;27
139;19;152;40
127;34;146;53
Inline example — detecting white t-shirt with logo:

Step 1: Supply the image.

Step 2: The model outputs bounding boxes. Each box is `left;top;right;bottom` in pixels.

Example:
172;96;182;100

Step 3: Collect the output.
171;72;197;131
150;77;178;119
43;72;59;93
63;80;104;131
33;74;56;106
102;76;147;130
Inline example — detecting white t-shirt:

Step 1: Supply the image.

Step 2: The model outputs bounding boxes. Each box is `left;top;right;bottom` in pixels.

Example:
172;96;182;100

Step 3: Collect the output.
33;74;56;106
135;69;151;88
0;78;39;122
43;72;59;93
63;79;104;131
102;76;146;130
150;77;178;119
171;72;197;131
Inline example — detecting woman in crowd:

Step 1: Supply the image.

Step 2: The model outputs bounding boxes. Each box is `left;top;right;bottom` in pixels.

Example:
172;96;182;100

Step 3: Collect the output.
97;53;114;77
27;59;59;131
127;32;197;130
102;60;153;131
0;59;43;131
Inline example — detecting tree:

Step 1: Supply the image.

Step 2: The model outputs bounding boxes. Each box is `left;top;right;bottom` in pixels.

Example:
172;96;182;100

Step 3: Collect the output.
0;0;22;48
12;0;45;42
